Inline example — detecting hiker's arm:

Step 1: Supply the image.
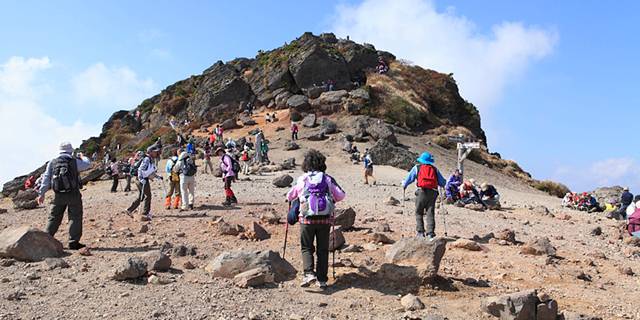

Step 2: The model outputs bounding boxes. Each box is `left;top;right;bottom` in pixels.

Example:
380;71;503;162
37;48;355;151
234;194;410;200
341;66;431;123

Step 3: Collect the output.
436;170;446;187
38;160;54;198
328;177;345;202
402;165;418;189
286;178;304;202
75;155;91;171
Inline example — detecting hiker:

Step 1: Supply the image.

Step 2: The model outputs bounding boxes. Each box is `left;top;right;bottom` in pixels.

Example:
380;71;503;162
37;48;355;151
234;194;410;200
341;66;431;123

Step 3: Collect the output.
226;138;236;149
215;125;224;142
245;137;254;150
605;199;619;211
187;135;195;154
109;160;119;193
328;79;333;91
123;146;163;221
175;150;197;211
92;152;97;163
34;174;44;190
154;138;163;166
241;146;254;175
25;175;36;189
286;149;345;288
266;113;272;123
480;183;500;209
363;154;376;185
203;148;213;174
585;194;599;212
459;179;487;208
37;142;91;250
176;134;183;146
170;117;176;130
445;170;462;202
254;130;264;164
562;193;573;208
209;132;216;147
402;152;446;238
261;138;270;163
165;149;181;210
217;147;237;206
618;187;633;218
246;102;253;116
349;146;360;164
291;122;299;140
628;204;640;238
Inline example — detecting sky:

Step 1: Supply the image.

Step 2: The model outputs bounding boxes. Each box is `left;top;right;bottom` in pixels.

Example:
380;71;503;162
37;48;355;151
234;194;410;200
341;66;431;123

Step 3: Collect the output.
1;0;639;193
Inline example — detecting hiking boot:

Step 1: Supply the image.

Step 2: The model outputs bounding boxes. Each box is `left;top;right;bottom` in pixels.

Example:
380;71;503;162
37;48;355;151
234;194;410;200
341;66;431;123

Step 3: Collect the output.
179;208;186;212
123;209;133;218
300;274;316;287
416;232;425;237
68;242;86;250
189;204;194;210
373;181;376;185
364;181;369;185
316;281;327;288
166;206;171;210
230;196;238;204
427;235;435;242
222;197;232;206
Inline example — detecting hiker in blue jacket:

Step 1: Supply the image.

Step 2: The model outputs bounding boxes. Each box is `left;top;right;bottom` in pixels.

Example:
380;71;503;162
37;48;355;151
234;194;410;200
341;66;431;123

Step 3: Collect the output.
402;153;446;238
618;187;633;218
445;170;462;201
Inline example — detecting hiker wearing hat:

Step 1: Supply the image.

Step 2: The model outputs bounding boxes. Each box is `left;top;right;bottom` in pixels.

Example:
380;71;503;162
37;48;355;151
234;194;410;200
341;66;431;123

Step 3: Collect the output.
123;146;163;221
458;179;487;208
291;122;298;140
217;147;237;206
402;152;446;238
175;150;197;211
240;145;254;175
187;135;195;154
153;137;163;166
37;142;92;250
363;153;376;185
165;148;181;210
480;183;500;209
254;130;264;165
618;187;634;218
562;193;573;208
605;199;619;211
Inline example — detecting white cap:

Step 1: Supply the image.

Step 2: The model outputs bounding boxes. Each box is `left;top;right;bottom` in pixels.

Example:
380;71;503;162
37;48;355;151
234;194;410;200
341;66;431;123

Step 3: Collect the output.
59;142;74;154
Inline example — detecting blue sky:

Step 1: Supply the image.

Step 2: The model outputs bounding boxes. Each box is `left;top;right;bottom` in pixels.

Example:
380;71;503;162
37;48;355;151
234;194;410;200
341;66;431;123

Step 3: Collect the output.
1;0;639;193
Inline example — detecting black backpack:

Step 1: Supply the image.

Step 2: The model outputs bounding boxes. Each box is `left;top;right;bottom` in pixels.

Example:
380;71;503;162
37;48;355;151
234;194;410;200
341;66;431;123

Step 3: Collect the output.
182;156;197;176
122;162;131;174
105;165;113;176
225;154;240;174
129;156;147;175
51;157;80;193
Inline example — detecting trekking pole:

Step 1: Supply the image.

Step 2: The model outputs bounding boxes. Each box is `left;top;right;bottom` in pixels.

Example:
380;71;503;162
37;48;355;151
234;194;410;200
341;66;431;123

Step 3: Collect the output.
283;201;290;260
332;214;336;280
401;188;405;238
440;188;448;237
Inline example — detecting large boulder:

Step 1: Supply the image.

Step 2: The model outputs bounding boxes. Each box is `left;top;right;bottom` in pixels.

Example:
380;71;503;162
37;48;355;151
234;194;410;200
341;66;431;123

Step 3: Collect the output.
221;117;240;130
161;144;177;159
300;113;317;127
343;43;380;78
351;88;371;101
303;130;325;141
112;256;148;280
2;163;47;197
304;86;328;99
239;117;256;126
284;140;299;151
481;289;538;320
384;237;446;281
80;166;106;184
246;61;294;98
275;91;293;109
329;226;345;251
286;95;310;109
282;158;296;170
520;237;556;256
141;250;172;271
320;117;337;134
12;189;39;210
0;226;64;262
316;90;349;105
366;123;397;145
368;139;418;171
204;249;296;282
334;207;357;230
287;33;350;91
272;175;293;187
192;61;252;123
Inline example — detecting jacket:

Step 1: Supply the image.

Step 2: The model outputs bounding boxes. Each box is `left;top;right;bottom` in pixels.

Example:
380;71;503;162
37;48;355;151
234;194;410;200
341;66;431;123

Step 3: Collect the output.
138;154;159;181
220;154;235;178
622;191;634;206
175;152;196;182
480;185;498;199
286;171;345;225
110;162;119;176
39;154;91;197
402;164;446;189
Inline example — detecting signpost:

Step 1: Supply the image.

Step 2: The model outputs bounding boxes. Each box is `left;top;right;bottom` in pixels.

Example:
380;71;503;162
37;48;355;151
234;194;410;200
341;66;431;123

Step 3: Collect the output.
447;134;480;181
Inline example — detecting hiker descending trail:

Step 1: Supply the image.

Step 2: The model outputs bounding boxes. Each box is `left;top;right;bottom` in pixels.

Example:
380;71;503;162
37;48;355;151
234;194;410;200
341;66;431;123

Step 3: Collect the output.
286;149;345;289
123;146;163;221
217;147;237;206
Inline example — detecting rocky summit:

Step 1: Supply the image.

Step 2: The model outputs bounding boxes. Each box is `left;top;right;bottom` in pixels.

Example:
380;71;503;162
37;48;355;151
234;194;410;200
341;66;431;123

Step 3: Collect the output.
0;32;636;320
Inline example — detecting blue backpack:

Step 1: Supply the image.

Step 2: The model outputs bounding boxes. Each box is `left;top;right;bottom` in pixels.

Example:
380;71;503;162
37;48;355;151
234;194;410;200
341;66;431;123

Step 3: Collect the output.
299;172;335;218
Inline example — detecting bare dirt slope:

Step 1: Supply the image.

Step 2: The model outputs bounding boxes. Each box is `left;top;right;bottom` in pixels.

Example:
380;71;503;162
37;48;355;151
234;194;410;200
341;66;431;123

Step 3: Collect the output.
1;111;639;320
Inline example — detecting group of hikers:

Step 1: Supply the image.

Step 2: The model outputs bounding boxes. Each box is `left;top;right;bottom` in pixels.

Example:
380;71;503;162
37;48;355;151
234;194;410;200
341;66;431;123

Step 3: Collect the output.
562;191;600;212
443;170;501;210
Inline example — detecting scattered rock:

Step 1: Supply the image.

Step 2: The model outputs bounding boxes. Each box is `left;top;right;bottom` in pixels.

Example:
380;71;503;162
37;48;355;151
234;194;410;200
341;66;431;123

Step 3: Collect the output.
0;226;64;262
366;123;397;145
329;226;346;251
284;140;299;151
618;266;634;276
303;130;325;141
300;113;317;127
376;222;391;232
520;237;556;256
604;209;623;220
112;257;148;280
334;207;356;230
183;261;195;269
5;289;24;301
204;249;296;282
557;213;571;220
464;203;485;211
366;232;393;244
533;205;551;216
401;293;425;311
78;247;91;256
260;211;280;224
141;250;172;271
384;196;400;206
139;224;149;233
247;222;271;240
561;312;603;320
1;258;15;267
450;239;481;251
482;289;538;320
234;268;266;288
589;227;602;236
498;229;516;244
272;175;294;187
12;189;39;210
45;258;70;270
363;243;378;251
148;274;169;285
320;117;337;134
216;221;245;236
384;237;446;281
537;299;558;320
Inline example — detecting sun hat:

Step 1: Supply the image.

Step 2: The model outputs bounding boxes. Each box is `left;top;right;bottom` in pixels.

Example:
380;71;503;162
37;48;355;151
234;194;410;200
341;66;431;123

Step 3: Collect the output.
481;183;488;191
469;179;476;187
624;187;629;191
417;153;434;165
292;122;296;125
59;142;74;154
566;192;571;196
610;199;617;204
215;147;225;154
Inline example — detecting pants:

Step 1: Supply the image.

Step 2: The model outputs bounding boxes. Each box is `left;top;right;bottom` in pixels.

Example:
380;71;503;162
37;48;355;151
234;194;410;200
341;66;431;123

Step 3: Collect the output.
364;168;376;183
292;132;298;140
415;188;438;236
45;192;83;245
124;174;132;192
484;194;500;208
242;160;251;175
262;150;269;163
187;144;194;154
300;223;330;282
180;180;195;209
203;159;214;173
110;175;119;192
127;179;152;215
224;176;235;198
167;180;181;197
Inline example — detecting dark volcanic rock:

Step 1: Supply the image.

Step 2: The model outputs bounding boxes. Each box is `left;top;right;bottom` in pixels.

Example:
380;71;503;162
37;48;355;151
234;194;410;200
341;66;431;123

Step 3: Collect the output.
12;189;39;210
366;123;397;145
320;117;337;134
286;95;309;109
368;139;417;171
288;33;350;91
192;61;252;123
300;113;317;127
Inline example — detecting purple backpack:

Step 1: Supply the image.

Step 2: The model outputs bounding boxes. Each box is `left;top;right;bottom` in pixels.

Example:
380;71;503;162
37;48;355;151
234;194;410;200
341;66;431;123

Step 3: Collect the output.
300;172;335;217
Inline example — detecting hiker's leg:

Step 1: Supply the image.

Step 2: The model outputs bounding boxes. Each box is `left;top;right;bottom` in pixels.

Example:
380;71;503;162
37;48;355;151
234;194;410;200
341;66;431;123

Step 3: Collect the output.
363;169;369;183
414;189;427;233
187;181;195;206
142;181;152;215
370;169;376;184
180;180;189;209
300;223;316;276
316;224;331;282
127;180;143;212
424;189;438;237
45;203;66;237
67;201;83;244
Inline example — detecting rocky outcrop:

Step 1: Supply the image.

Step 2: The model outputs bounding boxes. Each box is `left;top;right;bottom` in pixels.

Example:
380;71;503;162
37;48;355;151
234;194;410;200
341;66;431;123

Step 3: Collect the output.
287;33;350;91
12;189;39;210
0;226;64;262
368;139;417;172
192;61;252;123
300;113;317;127
366;123;397;145
2;163;47;197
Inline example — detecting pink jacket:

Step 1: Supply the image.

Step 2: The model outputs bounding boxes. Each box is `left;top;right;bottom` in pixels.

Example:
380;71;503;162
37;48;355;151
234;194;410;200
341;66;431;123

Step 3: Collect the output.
220;154;235;178
286;171;345;203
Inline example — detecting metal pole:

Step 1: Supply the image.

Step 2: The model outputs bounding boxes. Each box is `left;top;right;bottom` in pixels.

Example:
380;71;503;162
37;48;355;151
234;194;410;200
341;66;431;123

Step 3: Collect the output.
283;201;291;260
332;214;336;280
401;188;405;238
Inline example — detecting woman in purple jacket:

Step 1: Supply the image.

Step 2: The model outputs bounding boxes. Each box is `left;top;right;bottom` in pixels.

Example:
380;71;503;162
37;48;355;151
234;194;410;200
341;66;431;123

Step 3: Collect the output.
216;147;236;206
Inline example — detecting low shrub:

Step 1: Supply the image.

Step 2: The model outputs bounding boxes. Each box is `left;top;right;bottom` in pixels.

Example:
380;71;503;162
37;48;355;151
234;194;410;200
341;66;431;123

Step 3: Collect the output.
535;180;571;198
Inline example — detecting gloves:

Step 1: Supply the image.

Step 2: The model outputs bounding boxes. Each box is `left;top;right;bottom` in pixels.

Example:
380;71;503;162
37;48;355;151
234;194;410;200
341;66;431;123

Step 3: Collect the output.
140;178;147;184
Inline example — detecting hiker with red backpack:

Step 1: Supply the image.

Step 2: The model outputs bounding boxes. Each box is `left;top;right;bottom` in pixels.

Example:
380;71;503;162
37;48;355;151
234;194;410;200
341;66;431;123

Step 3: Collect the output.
217;147;237;206
402;152;446;239
286;149;345;288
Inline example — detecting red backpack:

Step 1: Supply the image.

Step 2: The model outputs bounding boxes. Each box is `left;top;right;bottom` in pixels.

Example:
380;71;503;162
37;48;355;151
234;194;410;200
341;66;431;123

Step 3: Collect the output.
628;208;640;235
417;164;437;189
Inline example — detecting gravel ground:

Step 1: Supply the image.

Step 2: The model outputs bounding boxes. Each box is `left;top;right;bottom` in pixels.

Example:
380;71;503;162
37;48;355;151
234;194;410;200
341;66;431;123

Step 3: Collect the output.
1;112;639;320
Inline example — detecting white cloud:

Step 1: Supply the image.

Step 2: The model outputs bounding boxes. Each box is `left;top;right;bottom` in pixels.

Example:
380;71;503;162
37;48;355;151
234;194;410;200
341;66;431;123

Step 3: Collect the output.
71;63;158;110
553;157;640;192
138;29;162;42
0;57;101;185
330;0;558;109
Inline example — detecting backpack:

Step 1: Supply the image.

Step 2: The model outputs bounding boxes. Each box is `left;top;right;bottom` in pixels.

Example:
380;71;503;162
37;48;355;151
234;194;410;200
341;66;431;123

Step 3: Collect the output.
416;164;437;189
122;162;131;174
299;172;335;218
182;156;197;176
225;154;240;174
241;152;249;161
169;158;180;181
628;208;640;235
130;156;147;175
51;157;80;193
105;165;113;176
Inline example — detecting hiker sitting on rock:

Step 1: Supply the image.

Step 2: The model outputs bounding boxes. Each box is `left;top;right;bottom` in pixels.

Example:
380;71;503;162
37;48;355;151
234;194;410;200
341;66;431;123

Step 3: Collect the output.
445;170;462;202
585;194;599;212
605;199;619;211
286;149;345;288
458;179;487;208
480;183;500;209
562;193;574;208
349;146;360;164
